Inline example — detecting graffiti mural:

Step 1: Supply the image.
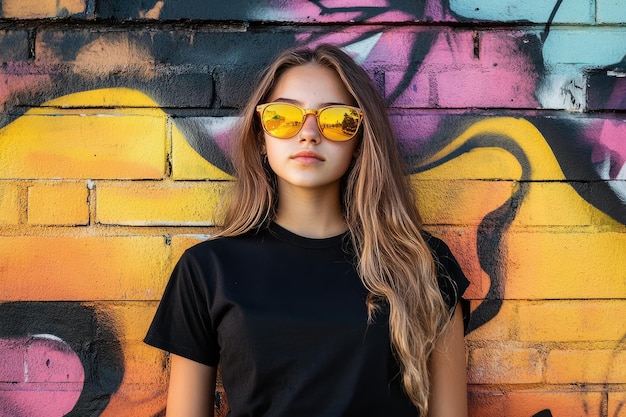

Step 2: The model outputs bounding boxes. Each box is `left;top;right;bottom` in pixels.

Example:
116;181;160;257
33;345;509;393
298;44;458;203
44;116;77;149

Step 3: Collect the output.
0;1;625;416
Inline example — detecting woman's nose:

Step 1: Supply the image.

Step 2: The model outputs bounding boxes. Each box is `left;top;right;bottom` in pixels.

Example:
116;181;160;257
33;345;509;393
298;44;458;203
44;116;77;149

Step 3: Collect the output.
299;114;321;143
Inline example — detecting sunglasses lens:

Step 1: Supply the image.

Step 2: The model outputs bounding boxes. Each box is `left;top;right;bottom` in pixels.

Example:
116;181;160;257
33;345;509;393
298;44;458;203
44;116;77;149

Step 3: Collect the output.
319;106;362;141
260;103;303;139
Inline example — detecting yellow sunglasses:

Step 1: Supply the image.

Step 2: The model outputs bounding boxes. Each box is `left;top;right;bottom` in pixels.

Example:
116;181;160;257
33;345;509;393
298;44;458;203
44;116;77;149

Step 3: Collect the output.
256;102;364;142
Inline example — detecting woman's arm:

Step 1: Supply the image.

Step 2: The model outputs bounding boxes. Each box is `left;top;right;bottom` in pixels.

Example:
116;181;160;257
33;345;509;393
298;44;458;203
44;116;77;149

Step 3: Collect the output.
428;304;469;417
166;354;217;417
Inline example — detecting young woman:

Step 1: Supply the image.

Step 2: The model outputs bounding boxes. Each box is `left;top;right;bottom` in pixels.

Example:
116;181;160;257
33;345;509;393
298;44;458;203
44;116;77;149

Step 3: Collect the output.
145;44;470;417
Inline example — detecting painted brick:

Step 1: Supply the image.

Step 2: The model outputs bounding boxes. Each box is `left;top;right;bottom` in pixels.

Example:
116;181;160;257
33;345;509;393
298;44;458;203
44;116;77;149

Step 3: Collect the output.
145;70;213;108
468;345;543;384
0;103;167;180
449;0;594;24
415;179;620;229
27;183;89;225
117;340;167;385
537;64;588;110
514;181;615;227
412;116;568;181
546;349;626;384
33;30;214;108
587;70;626;111
598;0;626;23
171;118;234;181
25;337;84;383
101;303;171;413
1;0;86;18
0;388;84;417
543;28;626;67
95;0;430;23
0;339;25;382
96;181;229;226
30;28;215;108
505;232;626;299
464;301;518;342
468;389;604;417
105;302;163;342
101;381;167;417
414;179;516;226
0;70;52;115
0;236;170;301
169;234;210;265
0;182;22;224
402;112;626;182
383;29;541;109
0;30;31;62
516;300;626;343
35;29;292;70
216;67;268;109
424;227;486;300
36;30;141;68
609;391;626;417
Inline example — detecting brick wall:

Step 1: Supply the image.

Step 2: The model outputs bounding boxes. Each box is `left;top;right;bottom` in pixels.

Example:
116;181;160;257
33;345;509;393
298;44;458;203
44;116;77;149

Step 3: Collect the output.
0;1;624;416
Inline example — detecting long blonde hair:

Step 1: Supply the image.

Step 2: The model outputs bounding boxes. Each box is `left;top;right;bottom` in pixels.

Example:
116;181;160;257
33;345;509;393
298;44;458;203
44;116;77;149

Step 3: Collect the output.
217;44;450;415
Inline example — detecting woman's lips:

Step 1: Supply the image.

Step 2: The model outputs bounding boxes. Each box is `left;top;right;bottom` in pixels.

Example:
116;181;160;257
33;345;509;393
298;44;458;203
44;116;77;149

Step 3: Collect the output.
291;150;325;162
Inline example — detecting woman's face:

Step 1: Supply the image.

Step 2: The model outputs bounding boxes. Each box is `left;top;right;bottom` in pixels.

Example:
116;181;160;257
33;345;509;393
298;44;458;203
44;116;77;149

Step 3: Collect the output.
262;64;360;194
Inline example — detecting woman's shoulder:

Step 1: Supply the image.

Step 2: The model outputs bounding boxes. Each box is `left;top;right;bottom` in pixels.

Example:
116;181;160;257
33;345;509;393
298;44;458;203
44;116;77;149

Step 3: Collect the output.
182;227;270;260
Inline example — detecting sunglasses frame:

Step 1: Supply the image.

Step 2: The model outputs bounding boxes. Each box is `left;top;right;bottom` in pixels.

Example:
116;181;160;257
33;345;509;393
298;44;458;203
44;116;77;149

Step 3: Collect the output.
256;102;364;142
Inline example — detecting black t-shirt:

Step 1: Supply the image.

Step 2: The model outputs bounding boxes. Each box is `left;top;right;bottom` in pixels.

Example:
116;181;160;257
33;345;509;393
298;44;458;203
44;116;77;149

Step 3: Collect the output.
145;223;470;417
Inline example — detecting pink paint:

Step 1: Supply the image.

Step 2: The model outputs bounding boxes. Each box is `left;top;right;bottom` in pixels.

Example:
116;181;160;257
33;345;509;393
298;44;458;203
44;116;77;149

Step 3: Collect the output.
586;118;626;179
0;71;51;111
389;31;539;109
0;336;84;417
298;27;538;110
269;0;417;23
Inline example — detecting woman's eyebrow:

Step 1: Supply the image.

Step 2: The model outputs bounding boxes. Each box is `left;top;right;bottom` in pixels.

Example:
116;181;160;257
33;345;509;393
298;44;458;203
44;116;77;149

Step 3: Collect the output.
272;97;350;107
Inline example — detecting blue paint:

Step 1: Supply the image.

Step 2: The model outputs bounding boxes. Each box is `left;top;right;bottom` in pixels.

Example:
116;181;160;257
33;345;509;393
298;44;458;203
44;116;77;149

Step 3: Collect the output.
543;28;626;66
597;0;626;23
449;0;594;24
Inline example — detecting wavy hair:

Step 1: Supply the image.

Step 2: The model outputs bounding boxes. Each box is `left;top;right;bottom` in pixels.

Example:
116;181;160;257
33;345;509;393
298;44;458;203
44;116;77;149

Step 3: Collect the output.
217;44;450;415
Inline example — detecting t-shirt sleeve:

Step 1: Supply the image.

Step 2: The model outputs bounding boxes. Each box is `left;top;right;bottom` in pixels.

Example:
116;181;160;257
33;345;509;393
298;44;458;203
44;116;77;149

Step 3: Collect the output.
424;233;471;334
144;248;220;366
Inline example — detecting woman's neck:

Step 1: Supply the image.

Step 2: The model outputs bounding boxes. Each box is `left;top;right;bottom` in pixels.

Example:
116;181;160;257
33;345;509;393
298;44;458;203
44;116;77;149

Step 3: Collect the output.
274;184;346;239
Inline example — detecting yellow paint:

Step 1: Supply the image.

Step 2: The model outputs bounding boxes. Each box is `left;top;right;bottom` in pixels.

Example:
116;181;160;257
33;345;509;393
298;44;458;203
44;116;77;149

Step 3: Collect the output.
469;346;543;384
37;87;162;108
96;181;229;226
170;120;233;180
608;391;626;417
468;391;603;417
169;234;209;261
464;301;518;342
414;178;515;226
0;89;168;179
547;348;626;383
0;236;171;301
416;146;523;180
0;182;21;224
2;0;85;18
506;231;626;298
516;300;626;342
27;182;89;225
